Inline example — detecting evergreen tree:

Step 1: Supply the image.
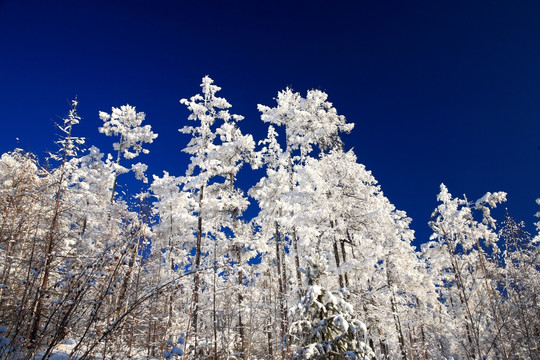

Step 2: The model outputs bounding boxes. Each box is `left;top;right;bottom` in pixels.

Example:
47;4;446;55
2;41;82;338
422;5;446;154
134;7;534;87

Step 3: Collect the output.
289;251;372;360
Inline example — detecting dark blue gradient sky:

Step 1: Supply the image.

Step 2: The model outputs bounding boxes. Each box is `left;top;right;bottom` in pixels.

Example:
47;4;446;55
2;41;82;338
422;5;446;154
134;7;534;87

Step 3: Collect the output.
1;0;540;246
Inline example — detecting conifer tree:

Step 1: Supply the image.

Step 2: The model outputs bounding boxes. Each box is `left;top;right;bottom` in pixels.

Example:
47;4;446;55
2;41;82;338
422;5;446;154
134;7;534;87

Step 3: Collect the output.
289;251;372;360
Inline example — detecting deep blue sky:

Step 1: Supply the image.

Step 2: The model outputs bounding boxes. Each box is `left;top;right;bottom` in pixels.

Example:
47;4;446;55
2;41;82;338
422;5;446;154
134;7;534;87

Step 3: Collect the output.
1;0;540;246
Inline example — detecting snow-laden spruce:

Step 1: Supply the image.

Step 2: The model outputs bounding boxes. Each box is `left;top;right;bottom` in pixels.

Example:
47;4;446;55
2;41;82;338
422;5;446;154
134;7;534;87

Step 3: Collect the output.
289;251;372;360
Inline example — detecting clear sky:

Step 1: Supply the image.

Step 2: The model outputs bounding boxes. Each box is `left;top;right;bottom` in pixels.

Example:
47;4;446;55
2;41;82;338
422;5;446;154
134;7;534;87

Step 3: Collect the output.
1;0;540;246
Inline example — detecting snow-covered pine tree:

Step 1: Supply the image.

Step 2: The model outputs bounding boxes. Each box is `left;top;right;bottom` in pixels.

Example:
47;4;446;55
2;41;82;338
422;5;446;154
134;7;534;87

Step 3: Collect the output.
210;87;257;359
289;251;372;360
249;125;291;359
252;88;354;358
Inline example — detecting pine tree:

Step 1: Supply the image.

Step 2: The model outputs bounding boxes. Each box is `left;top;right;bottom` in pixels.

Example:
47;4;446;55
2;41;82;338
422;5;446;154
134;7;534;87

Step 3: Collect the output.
289;251;372;360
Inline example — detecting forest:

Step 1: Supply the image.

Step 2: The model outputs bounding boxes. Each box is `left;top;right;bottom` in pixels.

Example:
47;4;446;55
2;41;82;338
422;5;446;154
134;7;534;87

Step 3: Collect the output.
0;76;538;360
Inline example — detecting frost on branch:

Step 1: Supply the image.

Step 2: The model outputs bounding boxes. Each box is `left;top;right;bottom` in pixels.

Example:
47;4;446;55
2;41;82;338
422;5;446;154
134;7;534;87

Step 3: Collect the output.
131;162;148;183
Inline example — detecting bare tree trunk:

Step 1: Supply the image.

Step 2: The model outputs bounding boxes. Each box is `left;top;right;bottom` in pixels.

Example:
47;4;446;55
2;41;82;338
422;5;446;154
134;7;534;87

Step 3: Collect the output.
235;242;245;359
275;221;287;360
228;171;246;360
213;240;218;360
292;227;303;300
333;240;344;288
342;230;353;287
265;270;275;360
115;238;139;319
128;249;143;359
287;153;303;300
190;185;204;356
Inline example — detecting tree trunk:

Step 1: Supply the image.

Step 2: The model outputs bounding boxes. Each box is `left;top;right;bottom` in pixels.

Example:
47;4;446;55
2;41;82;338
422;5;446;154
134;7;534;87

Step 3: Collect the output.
190;185;204;355
333;240;344;288
275;221;287;360
292;226;303;298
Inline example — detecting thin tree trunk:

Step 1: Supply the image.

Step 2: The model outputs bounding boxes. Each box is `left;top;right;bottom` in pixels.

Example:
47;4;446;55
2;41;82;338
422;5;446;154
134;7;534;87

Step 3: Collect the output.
115;238;139;319
229;172;246;360
128;247;142;359
333;240;344;288
287;153;303;300
190;185;204;356
213;240;218;360
342;232;352;287
265;270;274;360
274;221;287;360
235;242;245;358
292;226;303;298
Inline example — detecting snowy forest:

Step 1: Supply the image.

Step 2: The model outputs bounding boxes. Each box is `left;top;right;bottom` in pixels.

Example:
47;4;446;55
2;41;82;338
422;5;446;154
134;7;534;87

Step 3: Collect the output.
0;76;538;360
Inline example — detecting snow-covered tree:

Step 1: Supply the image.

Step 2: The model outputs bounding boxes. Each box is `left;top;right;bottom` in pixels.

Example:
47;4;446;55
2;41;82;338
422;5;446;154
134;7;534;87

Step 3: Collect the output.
29;99;87;346
99;104;157;202
423;184;509;360
289;251;372;360
497;212;540;359
257;88;354;299
149;171;196;353
178;76;256;359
